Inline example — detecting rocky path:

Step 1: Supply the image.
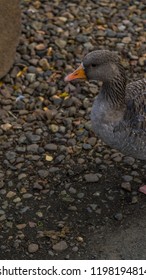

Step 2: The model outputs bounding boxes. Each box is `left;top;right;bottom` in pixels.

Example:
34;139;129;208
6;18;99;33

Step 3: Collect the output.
0;0;145;259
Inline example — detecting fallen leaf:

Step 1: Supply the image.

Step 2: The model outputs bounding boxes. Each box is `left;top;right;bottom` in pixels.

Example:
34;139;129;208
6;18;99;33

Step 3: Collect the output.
16;66;28;78
13;85;19;91
58;92;69;98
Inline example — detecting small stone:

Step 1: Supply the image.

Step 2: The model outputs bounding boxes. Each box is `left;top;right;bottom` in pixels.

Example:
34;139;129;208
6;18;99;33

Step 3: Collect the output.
27;144;39;153
35;43;46;51
69;187;76;194
114;212;123;221
16;223;26;230
53;240;68;252
89;204;97;211
1;123;12;131
72;246;79;252
55;38;67;49
113;156;122;162
36;211;43;218
77;192;84;199
39;58;50;71
122;175;133;182
87;137;97;146
131;196;138;204
33;182;43;190
13;197;21;203
121;182;131;192
38;169;49;178
84;173;99;182
84;42;94;51
76;34;88;43
18;173;27;180
76;236;84;242
0;214;6;221
28;243;39;253
139;56;146;66
83;143;91;150
50;124;59;133
26;133;41;143
45;143;57;151
123;156;135;165
0;180;4;189
26;73;36;83
23;193;33;199
68;206;77;211
6;191;16;198
5;151;16;162
122;36;131;43
95;158;102;164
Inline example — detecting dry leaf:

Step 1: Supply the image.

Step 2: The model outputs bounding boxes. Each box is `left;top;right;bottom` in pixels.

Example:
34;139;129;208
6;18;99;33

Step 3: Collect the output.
16;66;28;78
58;92;69;98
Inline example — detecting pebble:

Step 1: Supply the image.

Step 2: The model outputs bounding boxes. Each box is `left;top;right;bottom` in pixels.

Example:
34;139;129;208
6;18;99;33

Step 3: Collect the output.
52;241;68;252
5;151;16;163
68;206;77;211
84;173;99;183
131;196;138;204
72;246;79;252
122;175;133;182
1;123;12;131
28;243;39;253
123;156;135;165
114;212;123;221
55;38;67;49
23;193;33;199
18;173;27;180
26;73;36;83
50;124;59;133
121;182;131;192
6;191;16;198
27;144;39;153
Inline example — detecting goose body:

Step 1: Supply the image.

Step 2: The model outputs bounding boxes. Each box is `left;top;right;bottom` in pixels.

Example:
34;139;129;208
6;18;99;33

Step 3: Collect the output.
65;50;146;160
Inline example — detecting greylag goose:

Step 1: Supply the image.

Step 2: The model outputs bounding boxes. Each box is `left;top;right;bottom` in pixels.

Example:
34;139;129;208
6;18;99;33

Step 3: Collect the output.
65;50;146;160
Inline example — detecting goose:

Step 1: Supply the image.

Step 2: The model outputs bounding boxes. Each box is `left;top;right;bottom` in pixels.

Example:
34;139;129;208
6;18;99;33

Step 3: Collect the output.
65;50;146;160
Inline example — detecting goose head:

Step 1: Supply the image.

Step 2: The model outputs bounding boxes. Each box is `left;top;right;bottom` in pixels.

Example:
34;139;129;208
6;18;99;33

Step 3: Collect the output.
65;50;121;83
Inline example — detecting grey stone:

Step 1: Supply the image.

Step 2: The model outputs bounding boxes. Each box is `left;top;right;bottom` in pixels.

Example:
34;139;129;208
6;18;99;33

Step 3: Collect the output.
122;175;133;182
45;143;57;151
121;182;131;192
84;173;99;183
27;144;39;153
114;213;123;221
0;0;21;78
38;169;49;179
53;241;68;252
28;243;39;253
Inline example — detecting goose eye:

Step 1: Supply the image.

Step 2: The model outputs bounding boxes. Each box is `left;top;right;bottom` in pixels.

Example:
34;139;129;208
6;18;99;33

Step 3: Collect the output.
91;63;97;67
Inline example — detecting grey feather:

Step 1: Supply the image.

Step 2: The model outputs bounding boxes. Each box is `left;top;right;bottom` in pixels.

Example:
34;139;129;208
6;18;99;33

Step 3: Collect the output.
81;50;146;160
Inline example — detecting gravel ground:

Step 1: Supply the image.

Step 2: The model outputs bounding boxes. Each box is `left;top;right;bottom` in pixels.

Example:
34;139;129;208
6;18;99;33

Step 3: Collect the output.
0;0;146;259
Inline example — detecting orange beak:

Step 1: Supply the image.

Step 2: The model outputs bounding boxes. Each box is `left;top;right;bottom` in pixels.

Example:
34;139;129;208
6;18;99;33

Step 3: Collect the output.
64;64;87;82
